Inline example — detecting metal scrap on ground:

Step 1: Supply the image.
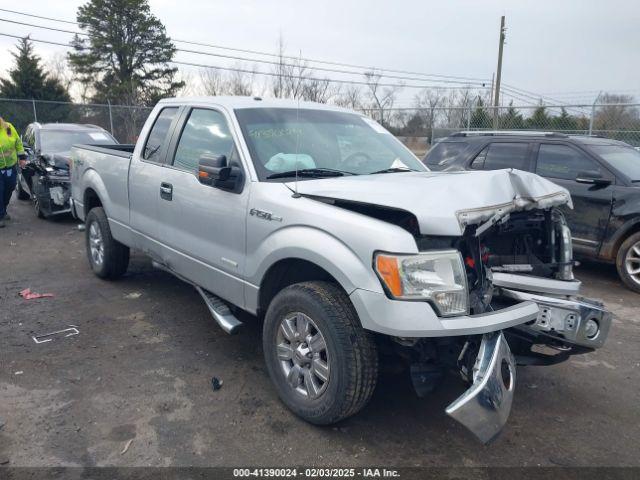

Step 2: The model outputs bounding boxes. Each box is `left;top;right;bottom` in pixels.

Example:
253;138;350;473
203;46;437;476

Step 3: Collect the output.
32;326;80;344
19;288;54;300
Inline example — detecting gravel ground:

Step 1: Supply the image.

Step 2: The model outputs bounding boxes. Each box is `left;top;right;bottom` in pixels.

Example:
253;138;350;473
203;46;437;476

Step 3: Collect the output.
1;197;639;468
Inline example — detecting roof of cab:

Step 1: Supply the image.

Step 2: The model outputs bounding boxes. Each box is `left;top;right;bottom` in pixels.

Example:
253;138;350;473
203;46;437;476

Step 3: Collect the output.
157;96;356;114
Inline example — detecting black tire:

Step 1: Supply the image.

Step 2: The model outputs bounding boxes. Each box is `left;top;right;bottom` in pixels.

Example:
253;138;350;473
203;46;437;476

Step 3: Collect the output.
263;281;378;425
33;196;48;219
16;178;30;200
85;207;130;279
616;231;640;293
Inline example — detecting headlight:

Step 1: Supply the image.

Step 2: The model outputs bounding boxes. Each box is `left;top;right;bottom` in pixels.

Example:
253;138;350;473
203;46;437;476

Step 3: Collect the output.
374;250;469;316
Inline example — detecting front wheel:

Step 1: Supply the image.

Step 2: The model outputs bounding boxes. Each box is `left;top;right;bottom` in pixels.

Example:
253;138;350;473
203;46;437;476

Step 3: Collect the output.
617;232;640;293
85;207;130;279
263;281;378;425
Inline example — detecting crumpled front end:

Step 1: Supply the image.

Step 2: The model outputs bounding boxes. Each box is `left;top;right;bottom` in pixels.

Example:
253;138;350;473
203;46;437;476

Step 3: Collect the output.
404;206;611;443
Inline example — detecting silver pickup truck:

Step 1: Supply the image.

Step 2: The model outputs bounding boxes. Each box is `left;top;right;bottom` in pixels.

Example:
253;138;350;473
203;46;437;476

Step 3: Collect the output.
70;97;611;443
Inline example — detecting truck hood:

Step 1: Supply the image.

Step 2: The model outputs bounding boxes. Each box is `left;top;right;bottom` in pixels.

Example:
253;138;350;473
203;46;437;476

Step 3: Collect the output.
285;169;572;236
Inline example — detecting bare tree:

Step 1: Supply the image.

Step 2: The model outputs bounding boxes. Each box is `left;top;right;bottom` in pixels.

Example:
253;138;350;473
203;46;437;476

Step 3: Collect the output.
364;70;401;126
594;93;639;132
176;70;196;97
227;63;256;96
414;88;446;139
199;67;228;96
334;86;362;110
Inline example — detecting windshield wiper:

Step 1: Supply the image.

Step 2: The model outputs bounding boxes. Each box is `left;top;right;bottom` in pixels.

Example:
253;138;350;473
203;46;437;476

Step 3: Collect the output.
266;168;355;179
368;167;417;175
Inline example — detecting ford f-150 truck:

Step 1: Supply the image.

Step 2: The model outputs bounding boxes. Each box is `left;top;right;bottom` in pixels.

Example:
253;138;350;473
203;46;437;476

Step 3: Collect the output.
70;97;611;443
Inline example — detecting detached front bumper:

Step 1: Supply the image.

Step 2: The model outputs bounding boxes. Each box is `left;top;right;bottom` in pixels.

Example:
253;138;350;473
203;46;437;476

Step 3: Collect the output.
445;331;515;444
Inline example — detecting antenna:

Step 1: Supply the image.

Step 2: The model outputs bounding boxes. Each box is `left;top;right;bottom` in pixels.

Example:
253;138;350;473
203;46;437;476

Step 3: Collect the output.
292;49;302;198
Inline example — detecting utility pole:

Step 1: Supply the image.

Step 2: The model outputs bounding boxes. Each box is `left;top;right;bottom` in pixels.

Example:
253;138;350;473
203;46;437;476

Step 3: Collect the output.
493;16;506;110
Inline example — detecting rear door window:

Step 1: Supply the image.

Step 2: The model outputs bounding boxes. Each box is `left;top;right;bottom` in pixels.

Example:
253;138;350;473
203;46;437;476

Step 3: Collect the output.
142;107;179;162
424;141;468;167
536;144;601;180
471;142;530;170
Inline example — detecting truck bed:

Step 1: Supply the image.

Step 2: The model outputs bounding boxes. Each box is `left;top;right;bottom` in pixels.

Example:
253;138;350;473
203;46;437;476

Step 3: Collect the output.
71;144;135;228
73;144;136;158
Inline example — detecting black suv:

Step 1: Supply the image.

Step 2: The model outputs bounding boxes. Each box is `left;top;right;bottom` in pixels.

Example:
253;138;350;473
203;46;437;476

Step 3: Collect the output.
19;123;117;218
424;132;640;292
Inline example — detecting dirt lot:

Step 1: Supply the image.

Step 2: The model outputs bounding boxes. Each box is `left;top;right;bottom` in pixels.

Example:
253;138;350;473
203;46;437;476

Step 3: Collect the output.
1;197;639;468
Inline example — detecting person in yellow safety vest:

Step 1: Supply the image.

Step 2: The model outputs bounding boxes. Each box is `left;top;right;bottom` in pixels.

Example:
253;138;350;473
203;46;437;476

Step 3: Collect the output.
0;116;27;228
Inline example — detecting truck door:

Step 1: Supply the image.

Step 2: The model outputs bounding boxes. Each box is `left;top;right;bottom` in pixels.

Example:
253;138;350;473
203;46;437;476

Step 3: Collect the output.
533;142;614;255
155;107;249;308
129;106;181;259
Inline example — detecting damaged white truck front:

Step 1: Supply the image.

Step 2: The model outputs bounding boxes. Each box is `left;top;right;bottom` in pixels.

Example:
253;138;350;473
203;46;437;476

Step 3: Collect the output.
70;98;612;444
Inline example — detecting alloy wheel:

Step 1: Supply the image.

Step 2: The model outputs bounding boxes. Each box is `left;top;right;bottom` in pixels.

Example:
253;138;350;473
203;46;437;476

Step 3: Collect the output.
89;222;105;267
276;312;330;399
625;240;640;286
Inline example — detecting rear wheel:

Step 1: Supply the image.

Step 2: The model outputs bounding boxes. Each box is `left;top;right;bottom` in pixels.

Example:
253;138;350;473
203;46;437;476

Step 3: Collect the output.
85;207;129;279
263;281;378;425
616;231;640;293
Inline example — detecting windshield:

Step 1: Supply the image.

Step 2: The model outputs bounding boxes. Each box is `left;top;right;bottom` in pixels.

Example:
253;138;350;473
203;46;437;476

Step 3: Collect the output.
234;108;426;180
590;145;640;181
40;130;117;153
424;141;469;167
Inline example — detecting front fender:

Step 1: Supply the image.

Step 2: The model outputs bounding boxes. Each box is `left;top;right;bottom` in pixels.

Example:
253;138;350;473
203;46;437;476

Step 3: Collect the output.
244;225;385;312
249;225;384;294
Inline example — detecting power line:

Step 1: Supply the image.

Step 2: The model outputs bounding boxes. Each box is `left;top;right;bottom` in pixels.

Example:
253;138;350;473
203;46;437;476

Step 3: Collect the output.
0;6;491;84
0;17;487;86
0;32;488;91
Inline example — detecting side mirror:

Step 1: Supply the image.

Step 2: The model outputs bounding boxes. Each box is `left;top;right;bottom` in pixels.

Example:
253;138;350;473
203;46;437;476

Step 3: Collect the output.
198;154;242;191
575;170;612;186
198;154;229;185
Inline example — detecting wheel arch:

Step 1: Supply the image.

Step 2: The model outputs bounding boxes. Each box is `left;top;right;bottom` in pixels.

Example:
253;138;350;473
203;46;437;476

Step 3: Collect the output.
257;258;347;317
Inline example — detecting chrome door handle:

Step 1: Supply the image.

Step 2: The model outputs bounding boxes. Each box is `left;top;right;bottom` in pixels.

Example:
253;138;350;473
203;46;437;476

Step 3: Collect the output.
160;182;173;200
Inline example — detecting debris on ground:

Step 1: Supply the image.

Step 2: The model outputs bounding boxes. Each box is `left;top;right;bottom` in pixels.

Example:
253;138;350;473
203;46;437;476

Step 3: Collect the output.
14;371;23;376
77;224;86;231
124;292;142;299
120;439;133;455
32;326;80;344
19;288;54;300
211;377;223;391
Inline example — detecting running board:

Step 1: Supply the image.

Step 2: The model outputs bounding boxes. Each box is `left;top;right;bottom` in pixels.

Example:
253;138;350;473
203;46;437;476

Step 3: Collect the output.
194;286;243;335
151;261;242;335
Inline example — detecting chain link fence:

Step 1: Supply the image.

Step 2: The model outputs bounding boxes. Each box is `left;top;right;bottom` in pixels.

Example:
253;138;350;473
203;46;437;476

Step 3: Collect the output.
2;98;639;156
0;98;153;143
363;103;640;157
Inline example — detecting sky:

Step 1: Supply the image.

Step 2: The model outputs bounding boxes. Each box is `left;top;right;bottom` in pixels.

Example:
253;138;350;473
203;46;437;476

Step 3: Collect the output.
0;0;639;106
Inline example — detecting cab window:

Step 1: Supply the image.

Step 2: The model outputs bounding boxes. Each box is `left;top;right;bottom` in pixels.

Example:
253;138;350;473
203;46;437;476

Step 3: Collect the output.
172;108;236;173
142;107;178;162
536;144;601;180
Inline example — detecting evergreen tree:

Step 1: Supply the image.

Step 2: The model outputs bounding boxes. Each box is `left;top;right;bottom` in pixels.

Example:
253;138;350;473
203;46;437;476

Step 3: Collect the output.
69;0;184;106
0;37;72;131
470;98;492;129
526;104;551;129
499;101;525;130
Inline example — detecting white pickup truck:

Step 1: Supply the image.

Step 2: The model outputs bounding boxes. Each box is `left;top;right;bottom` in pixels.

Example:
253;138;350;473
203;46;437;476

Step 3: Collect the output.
70;97;611;443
